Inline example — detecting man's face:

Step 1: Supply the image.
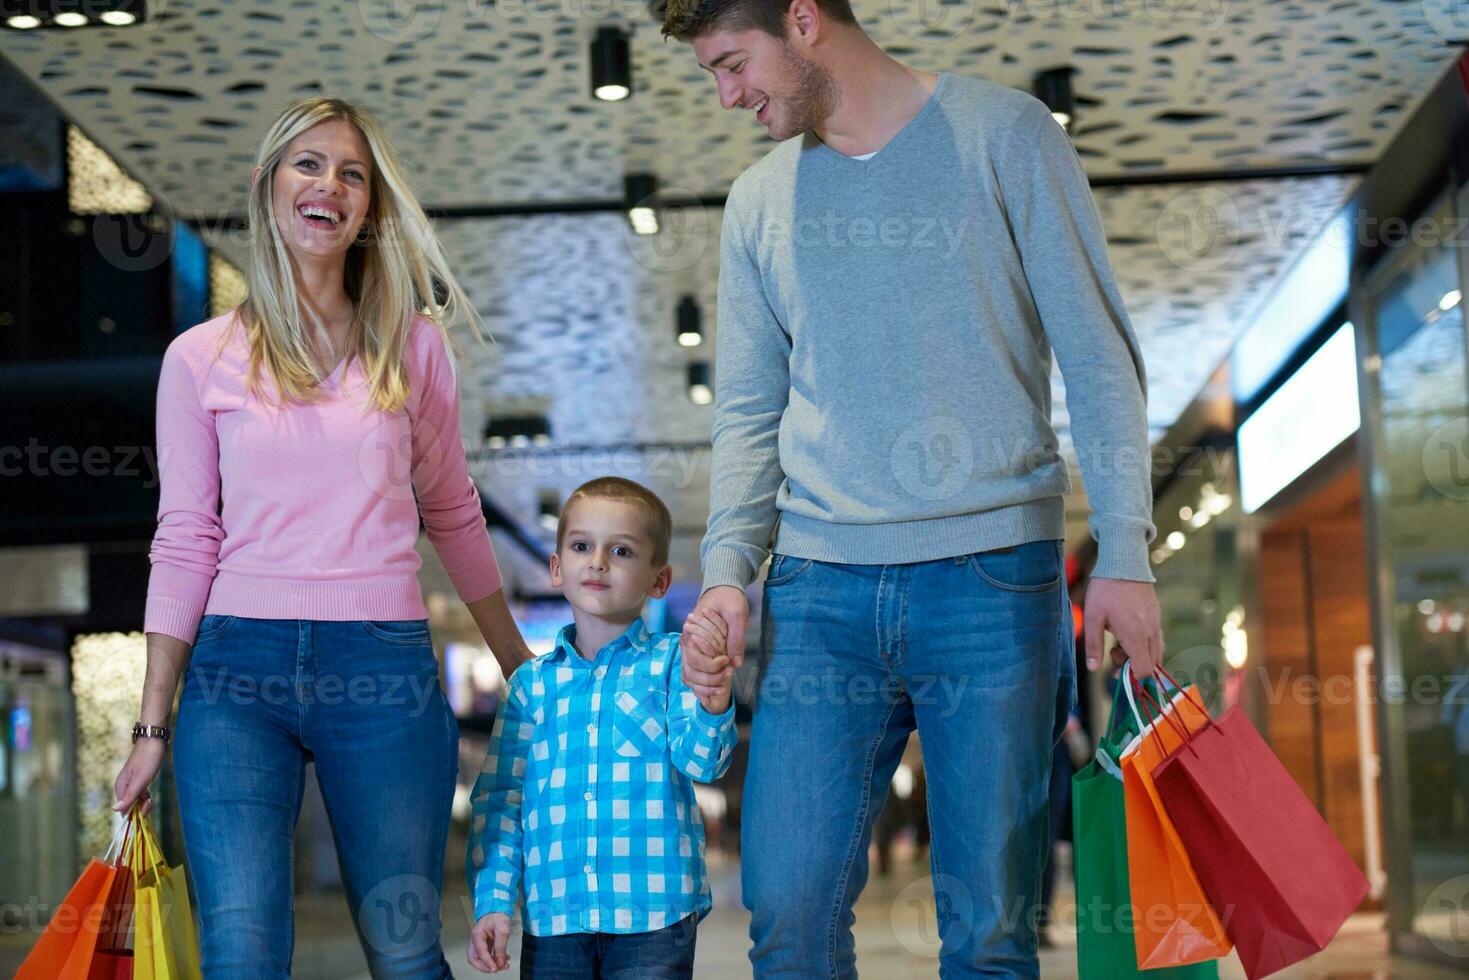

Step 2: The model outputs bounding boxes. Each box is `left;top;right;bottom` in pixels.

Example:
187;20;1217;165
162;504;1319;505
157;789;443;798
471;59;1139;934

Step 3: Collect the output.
692;28;837;141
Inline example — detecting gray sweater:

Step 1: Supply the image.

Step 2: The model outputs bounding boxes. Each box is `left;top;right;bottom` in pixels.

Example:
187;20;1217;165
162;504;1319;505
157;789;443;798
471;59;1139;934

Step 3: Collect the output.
701;72;1157;592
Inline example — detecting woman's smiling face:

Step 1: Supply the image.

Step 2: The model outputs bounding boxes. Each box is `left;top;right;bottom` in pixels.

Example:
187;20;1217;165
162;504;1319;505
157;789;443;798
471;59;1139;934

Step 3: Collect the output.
269;118;374;264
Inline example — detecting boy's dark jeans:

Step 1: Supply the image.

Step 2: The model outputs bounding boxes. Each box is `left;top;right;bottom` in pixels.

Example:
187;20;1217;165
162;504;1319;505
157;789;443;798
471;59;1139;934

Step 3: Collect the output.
520;914;697;979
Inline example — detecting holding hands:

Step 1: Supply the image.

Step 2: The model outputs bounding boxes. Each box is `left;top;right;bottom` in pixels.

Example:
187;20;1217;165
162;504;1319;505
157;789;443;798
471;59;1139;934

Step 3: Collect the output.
681;586;747;715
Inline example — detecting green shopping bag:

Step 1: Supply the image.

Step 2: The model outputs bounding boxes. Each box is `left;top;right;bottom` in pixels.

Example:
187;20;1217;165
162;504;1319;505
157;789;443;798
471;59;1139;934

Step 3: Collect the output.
1072;675;1218;980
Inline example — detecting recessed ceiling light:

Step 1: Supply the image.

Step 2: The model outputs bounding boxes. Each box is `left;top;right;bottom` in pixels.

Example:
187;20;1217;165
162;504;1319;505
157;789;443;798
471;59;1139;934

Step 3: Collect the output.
625;173;659;236
676;295;703;347
688;362;712;405
591;26;632;102
1033;66;1077;134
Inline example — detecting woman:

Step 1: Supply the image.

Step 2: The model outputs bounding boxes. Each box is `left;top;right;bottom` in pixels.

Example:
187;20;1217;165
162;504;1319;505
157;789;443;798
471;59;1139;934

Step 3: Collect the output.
113;97;532;978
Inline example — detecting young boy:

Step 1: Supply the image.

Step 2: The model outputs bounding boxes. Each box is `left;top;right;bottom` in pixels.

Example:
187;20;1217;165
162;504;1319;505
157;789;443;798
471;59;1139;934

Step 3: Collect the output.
466;476;737;976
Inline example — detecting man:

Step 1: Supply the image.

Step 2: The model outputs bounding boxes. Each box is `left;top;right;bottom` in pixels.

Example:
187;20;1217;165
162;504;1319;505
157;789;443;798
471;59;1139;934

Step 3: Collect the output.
664;0;1163;975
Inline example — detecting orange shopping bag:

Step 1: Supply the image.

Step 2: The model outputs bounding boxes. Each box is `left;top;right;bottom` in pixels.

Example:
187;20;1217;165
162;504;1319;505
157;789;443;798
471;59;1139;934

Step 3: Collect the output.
1119;663;1232;969
17;816;134;979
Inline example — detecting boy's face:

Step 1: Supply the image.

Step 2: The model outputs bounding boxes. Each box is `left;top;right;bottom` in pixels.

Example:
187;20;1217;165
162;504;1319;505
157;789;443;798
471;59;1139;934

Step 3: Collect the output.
550;498;671;618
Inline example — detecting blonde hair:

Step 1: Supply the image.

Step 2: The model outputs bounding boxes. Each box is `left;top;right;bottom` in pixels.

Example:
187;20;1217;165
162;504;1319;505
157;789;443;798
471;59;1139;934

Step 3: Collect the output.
226;96;485;412
557;477;674;568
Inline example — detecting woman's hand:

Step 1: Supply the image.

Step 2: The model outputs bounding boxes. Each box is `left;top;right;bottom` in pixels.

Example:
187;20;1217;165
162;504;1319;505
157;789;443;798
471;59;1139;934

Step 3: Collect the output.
114;737;167;817
115;631;191;818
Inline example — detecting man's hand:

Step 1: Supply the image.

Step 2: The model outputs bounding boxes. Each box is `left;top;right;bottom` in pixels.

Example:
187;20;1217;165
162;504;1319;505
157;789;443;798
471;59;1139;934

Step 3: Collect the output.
682;585;748;702
1083;577;1163;678
682;611;732;713
468;912;512;973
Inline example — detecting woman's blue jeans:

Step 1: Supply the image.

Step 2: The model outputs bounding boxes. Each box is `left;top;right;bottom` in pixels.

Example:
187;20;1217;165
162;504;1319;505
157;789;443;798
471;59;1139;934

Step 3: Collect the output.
172;616;460;979
741;540;1077;979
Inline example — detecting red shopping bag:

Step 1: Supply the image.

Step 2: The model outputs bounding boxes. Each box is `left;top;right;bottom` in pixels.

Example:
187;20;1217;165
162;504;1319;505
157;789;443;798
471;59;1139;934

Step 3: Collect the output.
1147;673;1369;980
88;849;136;980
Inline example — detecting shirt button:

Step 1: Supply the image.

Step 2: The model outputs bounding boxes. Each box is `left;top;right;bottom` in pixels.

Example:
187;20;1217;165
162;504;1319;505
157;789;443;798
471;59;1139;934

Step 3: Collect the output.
583;864;593;874
595;666;606;679
586;723;595;733
584;790;594;801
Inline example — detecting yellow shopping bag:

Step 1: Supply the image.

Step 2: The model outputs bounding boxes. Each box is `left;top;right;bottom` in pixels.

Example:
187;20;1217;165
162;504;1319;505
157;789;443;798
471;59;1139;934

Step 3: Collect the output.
127;807;201;980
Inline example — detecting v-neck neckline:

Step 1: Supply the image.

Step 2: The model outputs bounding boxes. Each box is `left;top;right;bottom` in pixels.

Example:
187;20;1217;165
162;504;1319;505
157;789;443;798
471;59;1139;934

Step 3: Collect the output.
312;349;351;390
810;72;949;165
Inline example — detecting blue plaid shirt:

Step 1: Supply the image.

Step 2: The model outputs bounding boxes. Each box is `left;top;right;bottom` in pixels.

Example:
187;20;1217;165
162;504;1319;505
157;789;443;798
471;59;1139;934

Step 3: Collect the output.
466;617;737;935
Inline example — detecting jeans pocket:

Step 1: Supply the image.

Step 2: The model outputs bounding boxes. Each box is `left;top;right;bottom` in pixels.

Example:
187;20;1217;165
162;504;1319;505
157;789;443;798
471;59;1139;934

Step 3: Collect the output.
193;614;238;645
764;554;815;588
611;689;667;758
358;619;432;645
965;541;1063;593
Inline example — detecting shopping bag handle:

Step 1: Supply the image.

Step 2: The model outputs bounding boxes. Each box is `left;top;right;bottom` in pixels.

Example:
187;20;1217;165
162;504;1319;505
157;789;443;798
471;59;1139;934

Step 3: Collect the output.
1123;662;1211;755
1095;660;1155;771
1156;665;1212;727
1119;660;1175;734
126;807;168;875
102;804;136;864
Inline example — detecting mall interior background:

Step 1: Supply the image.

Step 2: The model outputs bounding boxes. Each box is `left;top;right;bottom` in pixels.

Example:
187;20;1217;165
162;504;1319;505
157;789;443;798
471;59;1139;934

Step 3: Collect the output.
2;1;1469;976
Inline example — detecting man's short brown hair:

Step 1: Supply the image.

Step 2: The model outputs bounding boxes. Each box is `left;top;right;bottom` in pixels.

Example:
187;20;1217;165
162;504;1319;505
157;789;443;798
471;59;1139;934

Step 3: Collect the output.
556;477;674;568
658;0;858;41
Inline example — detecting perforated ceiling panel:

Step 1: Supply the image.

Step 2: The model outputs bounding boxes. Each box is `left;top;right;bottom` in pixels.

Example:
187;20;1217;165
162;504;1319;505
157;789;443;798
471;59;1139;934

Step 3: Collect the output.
0;0;1449;213
1;0;1450;575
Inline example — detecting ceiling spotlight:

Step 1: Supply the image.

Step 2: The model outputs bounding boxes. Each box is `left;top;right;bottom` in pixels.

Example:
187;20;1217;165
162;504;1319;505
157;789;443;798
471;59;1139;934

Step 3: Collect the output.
1033;66;1077;133
483;415;552;449
625;173;659;236
676;295;703;347
688;362;712;405
538;496;561;533
3;1;146;30
591;26;632;102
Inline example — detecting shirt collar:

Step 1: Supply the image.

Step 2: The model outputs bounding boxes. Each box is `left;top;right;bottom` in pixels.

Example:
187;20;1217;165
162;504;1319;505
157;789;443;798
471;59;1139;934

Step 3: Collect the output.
549;616;651;664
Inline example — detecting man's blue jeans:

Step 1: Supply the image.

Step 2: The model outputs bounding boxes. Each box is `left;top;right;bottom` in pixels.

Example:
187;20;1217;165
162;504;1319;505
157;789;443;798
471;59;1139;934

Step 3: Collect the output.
741;540;1076;979
172;616;460;979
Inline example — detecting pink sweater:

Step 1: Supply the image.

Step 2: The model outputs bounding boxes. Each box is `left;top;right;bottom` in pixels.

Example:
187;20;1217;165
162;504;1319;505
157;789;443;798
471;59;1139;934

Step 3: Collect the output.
144;312;503;645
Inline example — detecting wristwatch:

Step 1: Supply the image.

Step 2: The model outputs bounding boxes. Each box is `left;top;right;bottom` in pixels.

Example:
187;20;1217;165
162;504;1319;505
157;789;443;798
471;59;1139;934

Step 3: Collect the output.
131;723;172;745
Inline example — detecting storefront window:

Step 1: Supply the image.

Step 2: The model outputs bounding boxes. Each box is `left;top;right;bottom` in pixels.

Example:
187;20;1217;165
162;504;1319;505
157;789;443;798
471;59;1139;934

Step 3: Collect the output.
1148;447;1240;714
1361;188;1469;961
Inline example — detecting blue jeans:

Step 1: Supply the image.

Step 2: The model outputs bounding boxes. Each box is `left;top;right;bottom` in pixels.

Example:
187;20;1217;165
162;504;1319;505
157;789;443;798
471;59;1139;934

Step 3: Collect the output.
520;913;697;979
172;616;460;979
742;541;1076;979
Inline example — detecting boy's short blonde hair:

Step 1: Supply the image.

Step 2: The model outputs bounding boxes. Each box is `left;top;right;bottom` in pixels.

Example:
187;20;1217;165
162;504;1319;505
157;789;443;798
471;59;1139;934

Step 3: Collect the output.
556;477;673;568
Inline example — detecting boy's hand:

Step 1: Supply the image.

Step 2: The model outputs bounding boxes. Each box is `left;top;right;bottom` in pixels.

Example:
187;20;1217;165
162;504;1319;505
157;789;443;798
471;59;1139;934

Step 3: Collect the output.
682;610;732;714
468;912;512;973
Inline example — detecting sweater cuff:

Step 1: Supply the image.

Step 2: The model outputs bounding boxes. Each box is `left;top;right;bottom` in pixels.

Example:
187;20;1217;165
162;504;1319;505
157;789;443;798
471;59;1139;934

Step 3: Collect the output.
144;594;207;645
439;535;505;604
701;547;757;595
1090;516;1156;583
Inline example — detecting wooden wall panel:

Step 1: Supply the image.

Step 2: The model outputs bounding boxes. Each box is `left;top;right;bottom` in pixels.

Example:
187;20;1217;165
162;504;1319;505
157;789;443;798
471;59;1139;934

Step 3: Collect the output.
1255;465;1381;910
1259;528;1321;810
